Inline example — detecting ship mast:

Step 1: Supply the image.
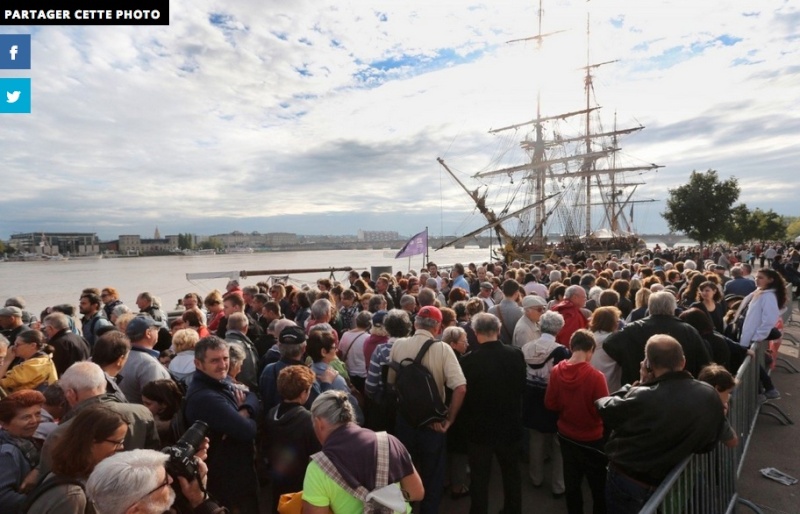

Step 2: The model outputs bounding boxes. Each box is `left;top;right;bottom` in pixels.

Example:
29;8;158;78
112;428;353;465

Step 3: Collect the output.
532;0;544;246
584;15;592;238
436;157;514;249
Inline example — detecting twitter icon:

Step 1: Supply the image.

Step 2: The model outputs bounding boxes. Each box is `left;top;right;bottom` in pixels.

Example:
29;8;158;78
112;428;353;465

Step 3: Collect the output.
0;78;30;113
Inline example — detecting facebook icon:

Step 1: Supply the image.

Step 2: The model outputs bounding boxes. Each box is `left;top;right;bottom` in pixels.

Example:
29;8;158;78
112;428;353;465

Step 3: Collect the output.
0;34;31;69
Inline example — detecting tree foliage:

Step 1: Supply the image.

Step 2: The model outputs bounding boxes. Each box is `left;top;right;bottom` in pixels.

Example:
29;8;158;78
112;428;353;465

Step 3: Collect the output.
787;219;800;240
662;170;740;250
177;233;194;250
724;206;786;243
752;209;786;241
198;237;223;251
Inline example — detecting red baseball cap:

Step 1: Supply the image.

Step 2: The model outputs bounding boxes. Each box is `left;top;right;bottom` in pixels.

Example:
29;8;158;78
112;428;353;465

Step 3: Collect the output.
417;306;443;323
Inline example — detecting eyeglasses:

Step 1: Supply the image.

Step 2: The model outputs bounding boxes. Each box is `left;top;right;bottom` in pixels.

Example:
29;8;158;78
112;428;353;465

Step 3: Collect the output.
127;473;170;511
104;438;126;449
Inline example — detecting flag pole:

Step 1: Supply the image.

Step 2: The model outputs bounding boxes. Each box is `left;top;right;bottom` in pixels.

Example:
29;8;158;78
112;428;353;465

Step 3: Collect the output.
424;226;429;268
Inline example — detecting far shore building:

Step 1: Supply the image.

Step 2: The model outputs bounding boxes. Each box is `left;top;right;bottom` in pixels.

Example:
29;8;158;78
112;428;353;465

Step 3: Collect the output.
357;229;400;242
118;234;179;255
9;232;100;256
201;231;298;249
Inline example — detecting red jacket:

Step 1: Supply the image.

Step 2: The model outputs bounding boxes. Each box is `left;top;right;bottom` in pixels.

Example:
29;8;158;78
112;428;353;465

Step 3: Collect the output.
545;360;608;442
551;300;588;346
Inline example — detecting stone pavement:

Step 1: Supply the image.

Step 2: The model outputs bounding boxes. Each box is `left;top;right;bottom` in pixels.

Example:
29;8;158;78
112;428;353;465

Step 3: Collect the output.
736;311;800;514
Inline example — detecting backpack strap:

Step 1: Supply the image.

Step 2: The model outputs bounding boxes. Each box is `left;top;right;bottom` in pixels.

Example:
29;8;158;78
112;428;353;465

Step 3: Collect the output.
375;431;390;488
526;347;563;370
414;339;436;364
343;332;367;363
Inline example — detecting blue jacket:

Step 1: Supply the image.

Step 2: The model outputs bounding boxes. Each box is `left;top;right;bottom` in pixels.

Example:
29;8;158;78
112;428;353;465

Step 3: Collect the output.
0;430;35;513
185;370;260;507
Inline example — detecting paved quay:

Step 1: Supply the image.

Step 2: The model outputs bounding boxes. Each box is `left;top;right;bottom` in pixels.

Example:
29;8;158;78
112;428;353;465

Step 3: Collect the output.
440;305;800;514
736;315;800;514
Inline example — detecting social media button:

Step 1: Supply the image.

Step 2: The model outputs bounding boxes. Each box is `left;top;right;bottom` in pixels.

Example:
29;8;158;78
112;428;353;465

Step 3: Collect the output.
0;78;31;113
0;34;31;70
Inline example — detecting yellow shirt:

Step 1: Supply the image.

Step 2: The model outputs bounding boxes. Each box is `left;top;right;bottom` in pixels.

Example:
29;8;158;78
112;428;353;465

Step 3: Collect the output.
0;355;58;392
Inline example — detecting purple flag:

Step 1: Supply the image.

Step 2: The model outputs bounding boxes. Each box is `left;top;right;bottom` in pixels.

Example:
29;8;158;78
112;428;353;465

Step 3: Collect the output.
395;229;428;259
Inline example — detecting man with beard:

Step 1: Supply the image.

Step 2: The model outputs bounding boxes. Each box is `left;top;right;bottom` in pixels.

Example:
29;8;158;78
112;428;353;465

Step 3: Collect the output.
0;306;30;343
79;293;113;348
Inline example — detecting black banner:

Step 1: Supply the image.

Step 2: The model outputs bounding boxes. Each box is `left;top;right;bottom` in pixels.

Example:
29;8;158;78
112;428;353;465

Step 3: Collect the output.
2;0;169;26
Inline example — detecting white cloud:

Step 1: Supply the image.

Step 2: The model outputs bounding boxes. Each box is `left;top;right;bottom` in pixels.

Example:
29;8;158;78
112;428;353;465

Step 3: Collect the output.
0;0;797;240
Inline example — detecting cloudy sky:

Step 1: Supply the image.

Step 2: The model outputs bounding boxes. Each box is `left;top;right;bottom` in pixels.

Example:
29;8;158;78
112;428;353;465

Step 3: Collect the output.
1;0;797;241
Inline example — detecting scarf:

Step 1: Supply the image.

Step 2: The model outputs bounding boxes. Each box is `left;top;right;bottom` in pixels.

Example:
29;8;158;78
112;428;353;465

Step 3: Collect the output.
0;429;40;468
322;423;379;491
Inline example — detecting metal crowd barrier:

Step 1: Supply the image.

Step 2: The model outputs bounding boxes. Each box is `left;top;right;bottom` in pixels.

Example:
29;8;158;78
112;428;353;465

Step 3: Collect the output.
639;342;766;514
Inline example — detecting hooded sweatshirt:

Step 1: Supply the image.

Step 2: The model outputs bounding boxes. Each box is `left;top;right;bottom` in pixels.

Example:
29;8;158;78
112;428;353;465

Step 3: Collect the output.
551;300;588;346
545;360;608;441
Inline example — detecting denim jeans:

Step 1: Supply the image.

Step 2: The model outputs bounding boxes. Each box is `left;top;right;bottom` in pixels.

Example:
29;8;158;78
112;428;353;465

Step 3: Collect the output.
605;467;657;514
395;415;446;514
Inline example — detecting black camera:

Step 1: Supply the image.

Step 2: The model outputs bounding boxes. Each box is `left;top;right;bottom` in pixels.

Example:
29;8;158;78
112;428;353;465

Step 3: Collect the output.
163;421;209;480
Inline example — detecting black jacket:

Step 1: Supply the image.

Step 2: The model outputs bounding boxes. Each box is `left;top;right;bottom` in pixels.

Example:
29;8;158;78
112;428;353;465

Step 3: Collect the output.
48;329;90;376
459;341;526;444
596;371;727;485
603;315;711;385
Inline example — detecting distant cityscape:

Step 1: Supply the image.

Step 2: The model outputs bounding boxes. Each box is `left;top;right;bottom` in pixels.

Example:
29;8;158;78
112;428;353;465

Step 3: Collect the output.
5;229;693;260
5;229;406;257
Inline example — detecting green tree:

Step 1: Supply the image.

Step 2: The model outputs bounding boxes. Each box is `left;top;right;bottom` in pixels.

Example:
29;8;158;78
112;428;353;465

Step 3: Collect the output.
662;169;740;252
723;204;758;244
198;237;223;251
787;219;800;240
752;209;786;241
178;232;195;250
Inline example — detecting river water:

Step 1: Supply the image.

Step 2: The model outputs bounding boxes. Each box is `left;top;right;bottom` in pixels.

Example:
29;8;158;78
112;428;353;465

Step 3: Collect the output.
0;248;493;318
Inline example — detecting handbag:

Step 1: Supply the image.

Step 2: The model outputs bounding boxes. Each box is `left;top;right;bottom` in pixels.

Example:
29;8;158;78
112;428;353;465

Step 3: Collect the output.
277;491;304;514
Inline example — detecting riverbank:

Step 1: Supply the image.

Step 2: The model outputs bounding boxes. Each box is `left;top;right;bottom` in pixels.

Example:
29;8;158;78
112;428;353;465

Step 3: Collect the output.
0;247;492;320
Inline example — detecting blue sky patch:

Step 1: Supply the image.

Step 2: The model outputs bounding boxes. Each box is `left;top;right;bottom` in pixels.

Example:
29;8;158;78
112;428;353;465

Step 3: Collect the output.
716;34;742;46
209;13;230;26
355;47;484;86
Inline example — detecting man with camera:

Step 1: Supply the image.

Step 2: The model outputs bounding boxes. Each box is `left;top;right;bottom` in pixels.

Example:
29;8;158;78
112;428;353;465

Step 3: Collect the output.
87;448;226;514
185;336;260;514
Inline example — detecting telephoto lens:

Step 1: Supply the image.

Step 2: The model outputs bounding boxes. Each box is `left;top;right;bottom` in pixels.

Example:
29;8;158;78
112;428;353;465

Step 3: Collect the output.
163;420;209;479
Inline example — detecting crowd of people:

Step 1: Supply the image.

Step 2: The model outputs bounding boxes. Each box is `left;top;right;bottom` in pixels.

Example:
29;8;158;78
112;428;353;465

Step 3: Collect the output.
0;240;796;514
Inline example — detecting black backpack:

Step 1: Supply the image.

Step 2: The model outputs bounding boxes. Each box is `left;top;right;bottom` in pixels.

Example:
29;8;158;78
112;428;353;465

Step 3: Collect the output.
22;475;87;513
387;339;448;428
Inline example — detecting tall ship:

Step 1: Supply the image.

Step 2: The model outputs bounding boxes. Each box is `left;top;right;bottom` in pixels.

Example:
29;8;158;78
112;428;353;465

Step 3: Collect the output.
437;2;662;262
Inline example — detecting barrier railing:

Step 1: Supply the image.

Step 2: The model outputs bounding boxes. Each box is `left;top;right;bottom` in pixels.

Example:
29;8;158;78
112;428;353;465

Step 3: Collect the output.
639;342;765;514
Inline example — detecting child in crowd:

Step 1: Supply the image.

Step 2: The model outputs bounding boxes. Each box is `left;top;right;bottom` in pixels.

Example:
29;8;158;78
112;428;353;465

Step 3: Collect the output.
698;364;739;448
